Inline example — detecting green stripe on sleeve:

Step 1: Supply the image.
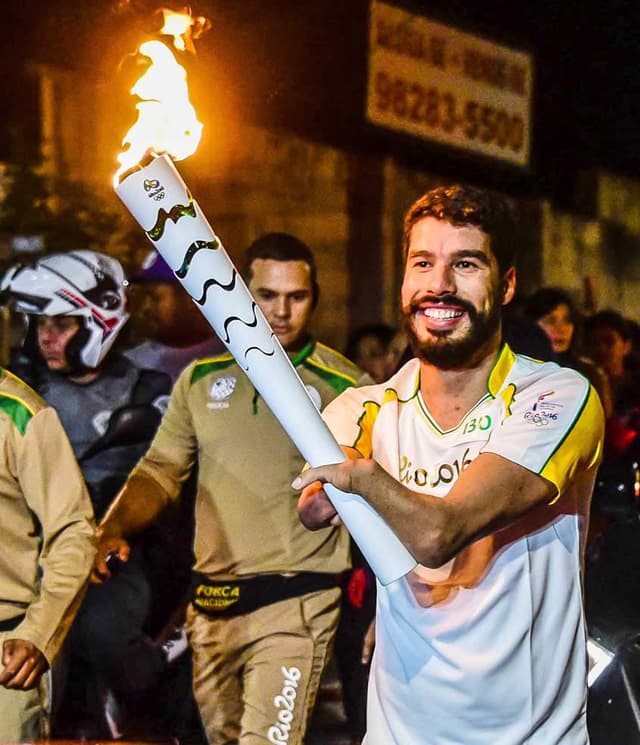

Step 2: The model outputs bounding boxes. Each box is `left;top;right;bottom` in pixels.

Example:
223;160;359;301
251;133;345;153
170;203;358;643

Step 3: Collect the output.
0;394;34;435
302;359;357;394
190;356;236;385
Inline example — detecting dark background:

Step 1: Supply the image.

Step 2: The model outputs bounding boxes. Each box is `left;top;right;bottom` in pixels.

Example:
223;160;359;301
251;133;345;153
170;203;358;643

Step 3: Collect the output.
2;0;640;204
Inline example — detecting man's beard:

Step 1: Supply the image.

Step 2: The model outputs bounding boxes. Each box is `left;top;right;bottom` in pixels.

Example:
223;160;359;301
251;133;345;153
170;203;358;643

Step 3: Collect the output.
403;291;502;369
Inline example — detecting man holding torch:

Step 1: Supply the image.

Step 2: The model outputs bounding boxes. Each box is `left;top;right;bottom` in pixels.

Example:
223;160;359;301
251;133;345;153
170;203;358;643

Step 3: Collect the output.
94;232;372;744
294;185;604;745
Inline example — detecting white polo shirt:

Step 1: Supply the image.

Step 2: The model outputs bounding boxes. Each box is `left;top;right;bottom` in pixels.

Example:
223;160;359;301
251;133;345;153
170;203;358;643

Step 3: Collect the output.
322;345;604;745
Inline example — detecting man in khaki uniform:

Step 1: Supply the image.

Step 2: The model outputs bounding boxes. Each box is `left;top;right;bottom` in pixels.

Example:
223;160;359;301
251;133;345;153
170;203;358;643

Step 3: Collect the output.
0;367;96;741
94;233;370;744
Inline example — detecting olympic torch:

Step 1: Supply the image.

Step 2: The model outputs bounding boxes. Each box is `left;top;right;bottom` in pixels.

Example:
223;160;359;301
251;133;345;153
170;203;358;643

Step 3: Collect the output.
113;13;416;585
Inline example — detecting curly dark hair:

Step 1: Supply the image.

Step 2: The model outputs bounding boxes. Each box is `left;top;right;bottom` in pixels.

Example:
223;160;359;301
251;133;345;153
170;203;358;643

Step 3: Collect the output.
403;184;518;276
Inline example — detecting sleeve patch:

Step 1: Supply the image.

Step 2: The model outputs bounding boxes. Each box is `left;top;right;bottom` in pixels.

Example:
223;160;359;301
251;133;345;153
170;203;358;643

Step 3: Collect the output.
0;394;34;435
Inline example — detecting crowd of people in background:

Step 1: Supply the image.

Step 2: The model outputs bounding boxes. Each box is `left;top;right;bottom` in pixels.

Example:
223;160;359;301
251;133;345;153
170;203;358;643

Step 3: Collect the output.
0;190;637;743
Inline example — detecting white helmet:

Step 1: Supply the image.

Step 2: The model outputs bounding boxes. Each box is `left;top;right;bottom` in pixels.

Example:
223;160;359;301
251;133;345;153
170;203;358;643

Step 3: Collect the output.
1;250;130;369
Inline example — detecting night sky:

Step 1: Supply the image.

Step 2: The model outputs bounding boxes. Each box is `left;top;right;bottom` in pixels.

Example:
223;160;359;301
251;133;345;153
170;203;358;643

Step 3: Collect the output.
3;0;640;203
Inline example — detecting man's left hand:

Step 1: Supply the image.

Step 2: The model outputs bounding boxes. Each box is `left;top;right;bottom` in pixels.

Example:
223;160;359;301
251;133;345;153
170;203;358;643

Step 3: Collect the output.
0;639;48;690
296;478;341;530
294;449;371;530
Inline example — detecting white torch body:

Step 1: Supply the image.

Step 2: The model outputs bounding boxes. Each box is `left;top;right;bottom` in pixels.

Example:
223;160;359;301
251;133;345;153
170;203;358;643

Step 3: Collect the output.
116;154;416;585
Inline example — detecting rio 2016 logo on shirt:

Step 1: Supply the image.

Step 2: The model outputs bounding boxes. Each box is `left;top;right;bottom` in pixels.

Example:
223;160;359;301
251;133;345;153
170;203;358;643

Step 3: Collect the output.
524;390;564;427
207;376;237;410
399;447;474;488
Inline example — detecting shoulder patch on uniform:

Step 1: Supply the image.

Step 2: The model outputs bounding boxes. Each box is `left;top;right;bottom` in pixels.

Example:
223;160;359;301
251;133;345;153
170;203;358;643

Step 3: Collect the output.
302;357;358;394
314;342;362;373
191;355;235;385
0;393;34;435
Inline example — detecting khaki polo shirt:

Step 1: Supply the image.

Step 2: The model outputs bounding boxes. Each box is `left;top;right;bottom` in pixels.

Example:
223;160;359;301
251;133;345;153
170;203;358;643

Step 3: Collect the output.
133;340;370;577
0;369;96;663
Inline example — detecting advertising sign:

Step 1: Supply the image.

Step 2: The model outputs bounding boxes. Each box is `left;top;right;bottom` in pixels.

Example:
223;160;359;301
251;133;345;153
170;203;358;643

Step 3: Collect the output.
367;1;533;166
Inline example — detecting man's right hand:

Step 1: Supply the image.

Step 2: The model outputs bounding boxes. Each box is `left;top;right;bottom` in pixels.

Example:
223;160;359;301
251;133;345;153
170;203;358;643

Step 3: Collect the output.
92;536;131;583
0;639;48;690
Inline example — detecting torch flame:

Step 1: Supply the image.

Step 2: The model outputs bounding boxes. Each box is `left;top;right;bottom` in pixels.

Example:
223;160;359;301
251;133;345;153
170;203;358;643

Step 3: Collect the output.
113;10;204;187
161;9;195;52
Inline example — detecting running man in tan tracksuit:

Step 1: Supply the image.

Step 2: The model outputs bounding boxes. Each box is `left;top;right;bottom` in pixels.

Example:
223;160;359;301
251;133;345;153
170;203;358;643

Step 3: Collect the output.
94;233;371;744
0;367;96;741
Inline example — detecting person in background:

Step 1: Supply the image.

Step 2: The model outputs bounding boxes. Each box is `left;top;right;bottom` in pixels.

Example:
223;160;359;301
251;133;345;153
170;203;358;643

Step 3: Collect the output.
584;310;640;522
522;292;615;559
295;184;604;745
93;233;371;745
523;287;613;417
345;323;397;384
501;296;555;361
125;249;224;382
587;310;640;421
0;365;95;742
1;250;177;739
384;327;414;377
581;312;640;674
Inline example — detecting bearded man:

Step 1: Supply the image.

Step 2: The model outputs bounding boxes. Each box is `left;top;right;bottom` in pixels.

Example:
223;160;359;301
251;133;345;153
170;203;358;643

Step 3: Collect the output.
295;184;604;745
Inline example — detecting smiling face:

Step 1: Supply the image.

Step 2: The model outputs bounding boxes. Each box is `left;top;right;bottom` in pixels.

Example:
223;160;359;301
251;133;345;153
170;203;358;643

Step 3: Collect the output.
248;258;315;352
401;217;515;368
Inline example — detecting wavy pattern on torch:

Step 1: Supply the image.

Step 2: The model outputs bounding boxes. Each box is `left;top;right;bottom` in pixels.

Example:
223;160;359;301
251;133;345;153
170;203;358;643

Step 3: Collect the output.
146;195;197;241
194;270;238;305
219;302;261;344
241;342;277;369
176;239;221;279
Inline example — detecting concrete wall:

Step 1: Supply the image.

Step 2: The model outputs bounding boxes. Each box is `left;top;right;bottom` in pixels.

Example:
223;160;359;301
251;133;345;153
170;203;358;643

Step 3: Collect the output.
542;171;640;320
